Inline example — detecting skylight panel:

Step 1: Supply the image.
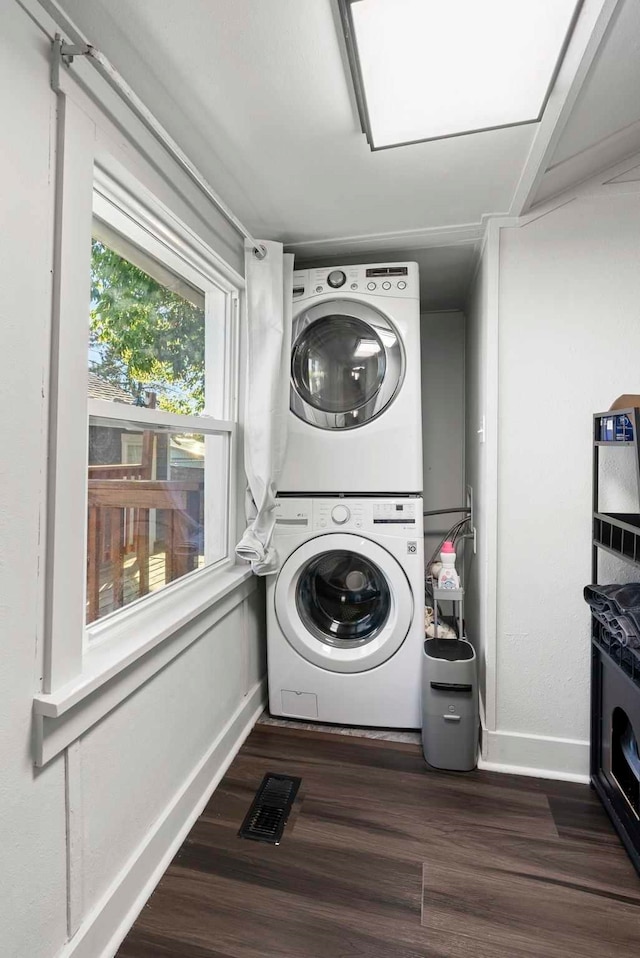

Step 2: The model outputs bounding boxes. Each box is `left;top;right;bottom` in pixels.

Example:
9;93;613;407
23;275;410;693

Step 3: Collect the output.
340;0;581;150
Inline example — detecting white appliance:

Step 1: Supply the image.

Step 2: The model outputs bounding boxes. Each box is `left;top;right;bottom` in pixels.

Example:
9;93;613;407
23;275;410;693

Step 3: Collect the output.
267;496;424;728
278;263;423;494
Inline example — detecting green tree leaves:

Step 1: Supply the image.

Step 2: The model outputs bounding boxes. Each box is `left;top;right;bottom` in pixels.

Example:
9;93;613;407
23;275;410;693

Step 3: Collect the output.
90;241;205;414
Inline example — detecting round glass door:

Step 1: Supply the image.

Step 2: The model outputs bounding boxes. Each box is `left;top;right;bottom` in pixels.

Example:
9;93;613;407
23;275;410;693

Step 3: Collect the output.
292;318;386;414
290;300;403;429
274;533;413;674
296;550;390;647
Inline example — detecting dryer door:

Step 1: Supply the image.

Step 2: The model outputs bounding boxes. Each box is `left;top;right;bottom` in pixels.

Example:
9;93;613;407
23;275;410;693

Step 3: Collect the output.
290;299;404;430
275;533;413;673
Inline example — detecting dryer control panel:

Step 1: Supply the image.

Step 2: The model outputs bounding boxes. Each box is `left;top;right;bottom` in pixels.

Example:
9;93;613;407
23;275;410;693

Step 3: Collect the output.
293;262;419;303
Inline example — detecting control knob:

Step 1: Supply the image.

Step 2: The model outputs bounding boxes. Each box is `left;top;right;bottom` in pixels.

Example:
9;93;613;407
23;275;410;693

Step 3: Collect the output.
327;270;346;289
331;504;351;525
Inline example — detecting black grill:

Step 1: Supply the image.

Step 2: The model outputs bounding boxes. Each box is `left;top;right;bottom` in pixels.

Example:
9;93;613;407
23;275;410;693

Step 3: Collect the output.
238;773;301;844
592;617;640;691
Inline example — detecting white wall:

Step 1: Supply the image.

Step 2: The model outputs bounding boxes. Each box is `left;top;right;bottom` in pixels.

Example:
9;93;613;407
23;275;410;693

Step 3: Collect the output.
0;5;265;957
0;6;68;954
420;311;465;562
492;187;640;778
466;171;640;781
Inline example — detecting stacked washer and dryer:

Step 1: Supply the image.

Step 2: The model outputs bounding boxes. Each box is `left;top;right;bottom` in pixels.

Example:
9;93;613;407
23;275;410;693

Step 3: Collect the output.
267;262;424;728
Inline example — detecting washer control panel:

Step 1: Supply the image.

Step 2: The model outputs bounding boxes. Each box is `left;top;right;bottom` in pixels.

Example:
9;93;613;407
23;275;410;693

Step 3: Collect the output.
274;499;311;527
331;504;350;524
372;500;417;525
275;498;419;534
293;262;418;302
315;500;364;530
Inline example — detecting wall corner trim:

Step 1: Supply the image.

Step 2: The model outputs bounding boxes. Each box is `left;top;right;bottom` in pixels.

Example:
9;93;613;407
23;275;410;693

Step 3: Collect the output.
56;677;267;958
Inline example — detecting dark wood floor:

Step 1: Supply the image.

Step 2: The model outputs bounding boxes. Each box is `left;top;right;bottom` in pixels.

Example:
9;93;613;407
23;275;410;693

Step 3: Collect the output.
117;725;640;958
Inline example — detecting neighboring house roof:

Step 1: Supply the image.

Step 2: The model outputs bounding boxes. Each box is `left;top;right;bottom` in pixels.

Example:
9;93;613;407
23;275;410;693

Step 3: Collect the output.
170;435;205;464
88;371;134;404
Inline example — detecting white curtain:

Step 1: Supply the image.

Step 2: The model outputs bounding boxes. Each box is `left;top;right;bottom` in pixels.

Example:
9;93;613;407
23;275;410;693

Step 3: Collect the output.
235;240;294;574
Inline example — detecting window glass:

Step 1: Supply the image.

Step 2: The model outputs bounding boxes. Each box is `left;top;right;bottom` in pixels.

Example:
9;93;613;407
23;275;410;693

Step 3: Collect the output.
291;316;385;413
296;550;390;646
89;230;206;415
86;418;224;624
85;222;230;628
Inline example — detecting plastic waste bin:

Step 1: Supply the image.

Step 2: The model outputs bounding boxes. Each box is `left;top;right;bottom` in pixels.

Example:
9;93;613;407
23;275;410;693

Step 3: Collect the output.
422;638;478;771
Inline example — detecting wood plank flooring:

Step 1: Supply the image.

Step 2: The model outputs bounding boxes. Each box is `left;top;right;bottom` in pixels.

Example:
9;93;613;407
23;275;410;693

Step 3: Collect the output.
117;725;640;958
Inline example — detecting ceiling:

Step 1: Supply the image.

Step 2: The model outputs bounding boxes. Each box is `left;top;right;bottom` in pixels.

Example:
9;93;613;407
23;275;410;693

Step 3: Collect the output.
537;0;640;204
53;0;640;309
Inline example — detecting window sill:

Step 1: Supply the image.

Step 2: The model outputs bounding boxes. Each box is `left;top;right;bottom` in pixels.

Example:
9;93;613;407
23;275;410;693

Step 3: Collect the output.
33;563;256;766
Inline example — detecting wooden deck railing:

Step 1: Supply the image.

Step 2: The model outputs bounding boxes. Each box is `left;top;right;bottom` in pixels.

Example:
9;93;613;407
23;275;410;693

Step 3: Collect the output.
87;478;201;623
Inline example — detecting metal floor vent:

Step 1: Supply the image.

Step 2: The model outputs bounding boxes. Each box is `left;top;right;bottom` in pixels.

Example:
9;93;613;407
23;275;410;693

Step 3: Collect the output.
238;772;302;845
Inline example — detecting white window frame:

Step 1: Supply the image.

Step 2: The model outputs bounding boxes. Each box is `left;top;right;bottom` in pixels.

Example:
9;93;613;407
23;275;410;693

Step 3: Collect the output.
87;171;239;641
33;97;251;764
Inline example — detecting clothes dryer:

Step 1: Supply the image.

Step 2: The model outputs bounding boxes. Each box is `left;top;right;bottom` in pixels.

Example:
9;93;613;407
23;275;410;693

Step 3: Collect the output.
266;496;424;728
278;263;422;494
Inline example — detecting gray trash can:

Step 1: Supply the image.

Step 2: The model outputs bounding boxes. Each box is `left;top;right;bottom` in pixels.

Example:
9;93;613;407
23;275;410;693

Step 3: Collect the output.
422;639;478;771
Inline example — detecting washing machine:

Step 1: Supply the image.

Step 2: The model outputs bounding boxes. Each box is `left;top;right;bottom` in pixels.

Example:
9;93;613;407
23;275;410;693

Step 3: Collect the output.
278;262;422;494
266;496;424;728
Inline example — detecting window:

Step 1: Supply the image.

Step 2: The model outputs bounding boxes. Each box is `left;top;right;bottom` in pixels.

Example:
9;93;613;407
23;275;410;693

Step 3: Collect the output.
85;175;239;634
33;77;249;767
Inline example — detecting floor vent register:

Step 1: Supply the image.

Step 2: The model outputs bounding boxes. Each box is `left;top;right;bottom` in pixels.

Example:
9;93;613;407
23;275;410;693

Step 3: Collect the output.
238;772;301;844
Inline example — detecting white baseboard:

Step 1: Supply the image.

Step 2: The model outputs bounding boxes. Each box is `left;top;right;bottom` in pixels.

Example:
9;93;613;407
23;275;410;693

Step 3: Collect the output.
58;678;267;958
479;727;590;784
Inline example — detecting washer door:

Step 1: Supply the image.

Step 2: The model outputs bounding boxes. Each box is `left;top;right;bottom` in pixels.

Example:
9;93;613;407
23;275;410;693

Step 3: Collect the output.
291;299;404;430
275;534;413;673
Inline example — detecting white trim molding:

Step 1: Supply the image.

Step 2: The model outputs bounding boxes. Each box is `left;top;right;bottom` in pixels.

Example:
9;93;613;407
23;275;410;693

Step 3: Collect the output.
92;165;244;294
45;91;96;692
480;727;590;783
56;678;266;958
480;218;501;733
33;569;255;765
285;221;485;261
